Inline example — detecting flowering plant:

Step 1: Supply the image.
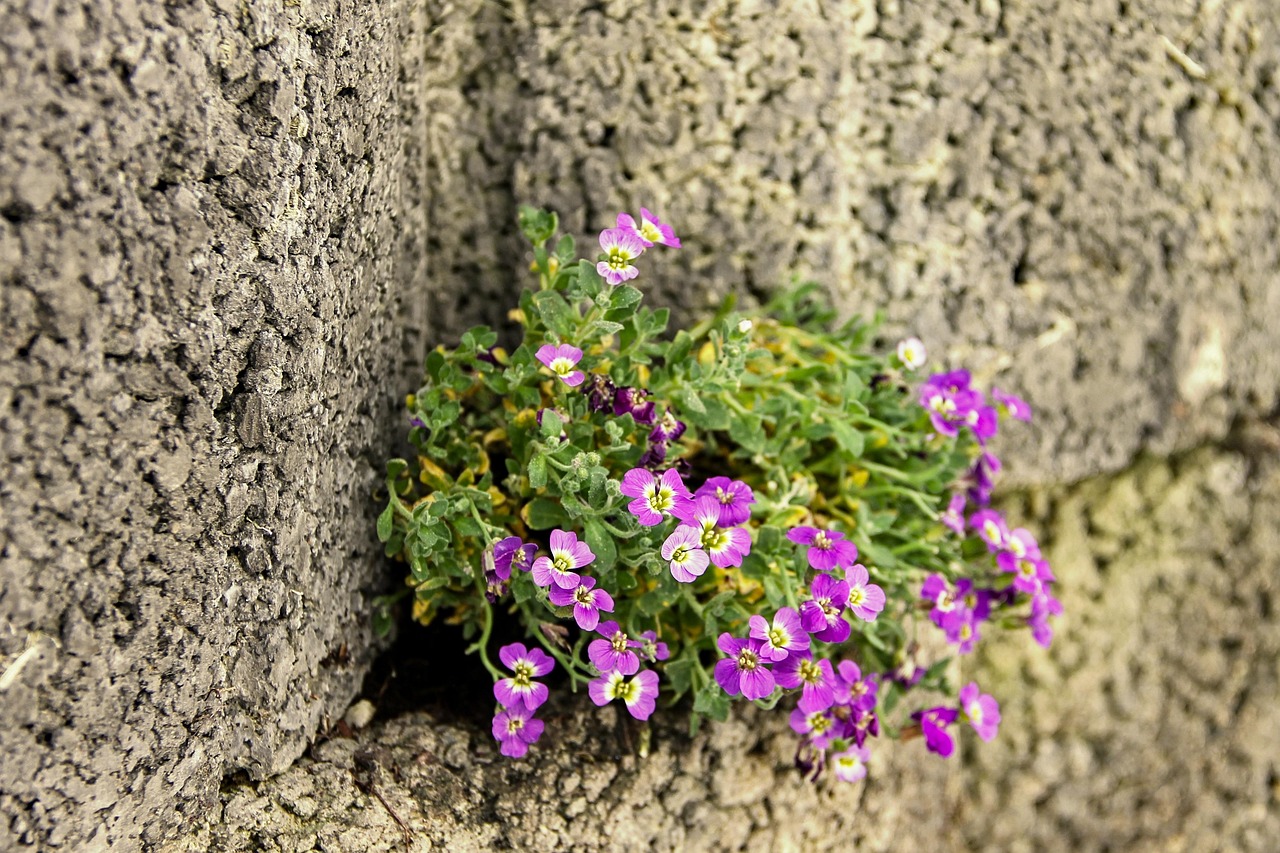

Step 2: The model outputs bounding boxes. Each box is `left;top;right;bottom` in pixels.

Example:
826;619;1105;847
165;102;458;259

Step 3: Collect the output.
376;206;1060;778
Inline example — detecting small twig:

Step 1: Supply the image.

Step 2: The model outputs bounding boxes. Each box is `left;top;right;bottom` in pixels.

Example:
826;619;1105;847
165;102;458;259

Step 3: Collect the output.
1161;35;1207;80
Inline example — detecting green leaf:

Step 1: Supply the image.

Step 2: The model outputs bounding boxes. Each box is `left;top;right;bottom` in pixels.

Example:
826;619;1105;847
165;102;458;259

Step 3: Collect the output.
665;655;698;697
518;206;558;245
376;503;394;542
539;409;563;438
828;419;866;459
527;454;548;489
682;395;729;430
524;497;569;530
582;517;617;573
532;290;574;337
692;683;731;721
555;233;576;264
609;285;643;311
674;387;706;415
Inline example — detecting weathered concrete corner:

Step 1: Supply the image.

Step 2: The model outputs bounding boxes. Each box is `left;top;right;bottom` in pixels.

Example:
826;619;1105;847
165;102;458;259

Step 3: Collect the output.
0;0;426;846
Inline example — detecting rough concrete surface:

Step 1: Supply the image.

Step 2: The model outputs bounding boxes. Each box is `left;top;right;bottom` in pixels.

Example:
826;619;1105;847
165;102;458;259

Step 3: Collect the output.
424;0;1280;485
5;0;1279;849
0;0;426;847
171;440;1280;853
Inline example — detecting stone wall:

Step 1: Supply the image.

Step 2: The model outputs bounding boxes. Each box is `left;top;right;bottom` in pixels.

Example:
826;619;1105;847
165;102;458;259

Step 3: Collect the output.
1;0;426;847
3;0;1278;848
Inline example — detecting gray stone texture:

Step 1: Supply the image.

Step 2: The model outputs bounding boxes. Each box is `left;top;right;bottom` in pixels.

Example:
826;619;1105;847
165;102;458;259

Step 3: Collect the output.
0;0;425;847
3;0;1279;848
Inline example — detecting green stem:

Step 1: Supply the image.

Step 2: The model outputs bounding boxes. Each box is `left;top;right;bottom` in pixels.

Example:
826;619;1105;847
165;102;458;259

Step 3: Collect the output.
466;599;503;682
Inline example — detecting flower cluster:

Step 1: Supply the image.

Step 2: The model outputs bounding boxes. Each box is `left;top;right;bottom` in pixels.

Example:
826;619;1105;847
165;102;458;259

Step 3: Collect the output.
378;207;1059;781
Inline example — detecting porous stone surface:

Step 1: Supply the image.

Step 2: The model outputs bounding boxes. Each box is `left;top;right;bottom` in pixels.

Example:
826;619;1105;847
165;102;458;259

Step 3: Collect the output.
0;0;425;847
961;439;1280;852
172;436;1280;853
424;0;1280;485
170;702;958;852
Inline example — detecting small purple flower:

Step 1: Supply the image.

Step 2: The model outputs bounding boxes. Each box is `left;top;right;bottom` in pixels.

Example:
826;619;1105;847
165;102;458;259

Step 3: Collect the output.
694;477;756;526
530;529;596;589
492;706;544;758
786;526;857;572
912;706;959;758
484;571;509;603
596;227;645;285
589;621;641;675
617;207;681;249
636;630;669;663
584;374;617;413
831;744;871;783
939;607;984;655
993;387;1033;421
548;575;614;631
588;669;659;720
959;682;1001;742
620;467;692;526
1003;527;1041;561
970;509;1010;552
493;643;554;711
965;451;1002;507
799;573;851;643
612;386;657;425
834;660;879;714
845;564;886;622
648;410;686;444
789;707;837;749
408;414;428;429
964;394;1000;444
939;493;967;536
638;441;668;470
714;633;775;701
536;343;586;387
1028;592;1063;648
997;552;1055;596
675;495;752;568
775;654;837;713
748;607;810;662
660;526;710;583
918;370;980;437
492;536;537;580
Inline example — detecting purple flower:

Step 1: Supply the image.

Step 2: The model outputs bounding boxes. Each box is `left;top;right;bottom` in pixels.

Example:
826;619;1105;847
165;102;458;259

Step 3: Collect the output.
964;394;1000;444
612;386;657;425
596;227;645;285
1003;527;1041;561
775;654;837;713
694;476;756;526
492;706;544;758
588;669;659;720
845;564;886;622
636;630;669;663
494;643;554;711
535;343;586;387
620;467;692;526
531;529;596;589
674;495;752;568
786;526;857;572
492;536;537;580
939;493;967;536
549;575;614;631
993;387;1033;421
660;525;710;583
648;410;686;444
789;707;837;749
484;571;509;603
831;744;871;783
997;552;1055;596
912;706;959;758
584;374;617;413
638;441;668;470
833;660;879;713
408;414;428;429
959;682;1001;742
965;451;1002;507
589;621;641;675
939;607;984;655
970;509;1010;551
748;607;810;662
617;207;681;249
799;573;851;643
1028;592;1063;648
918;370;981;437
714;633;775;701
